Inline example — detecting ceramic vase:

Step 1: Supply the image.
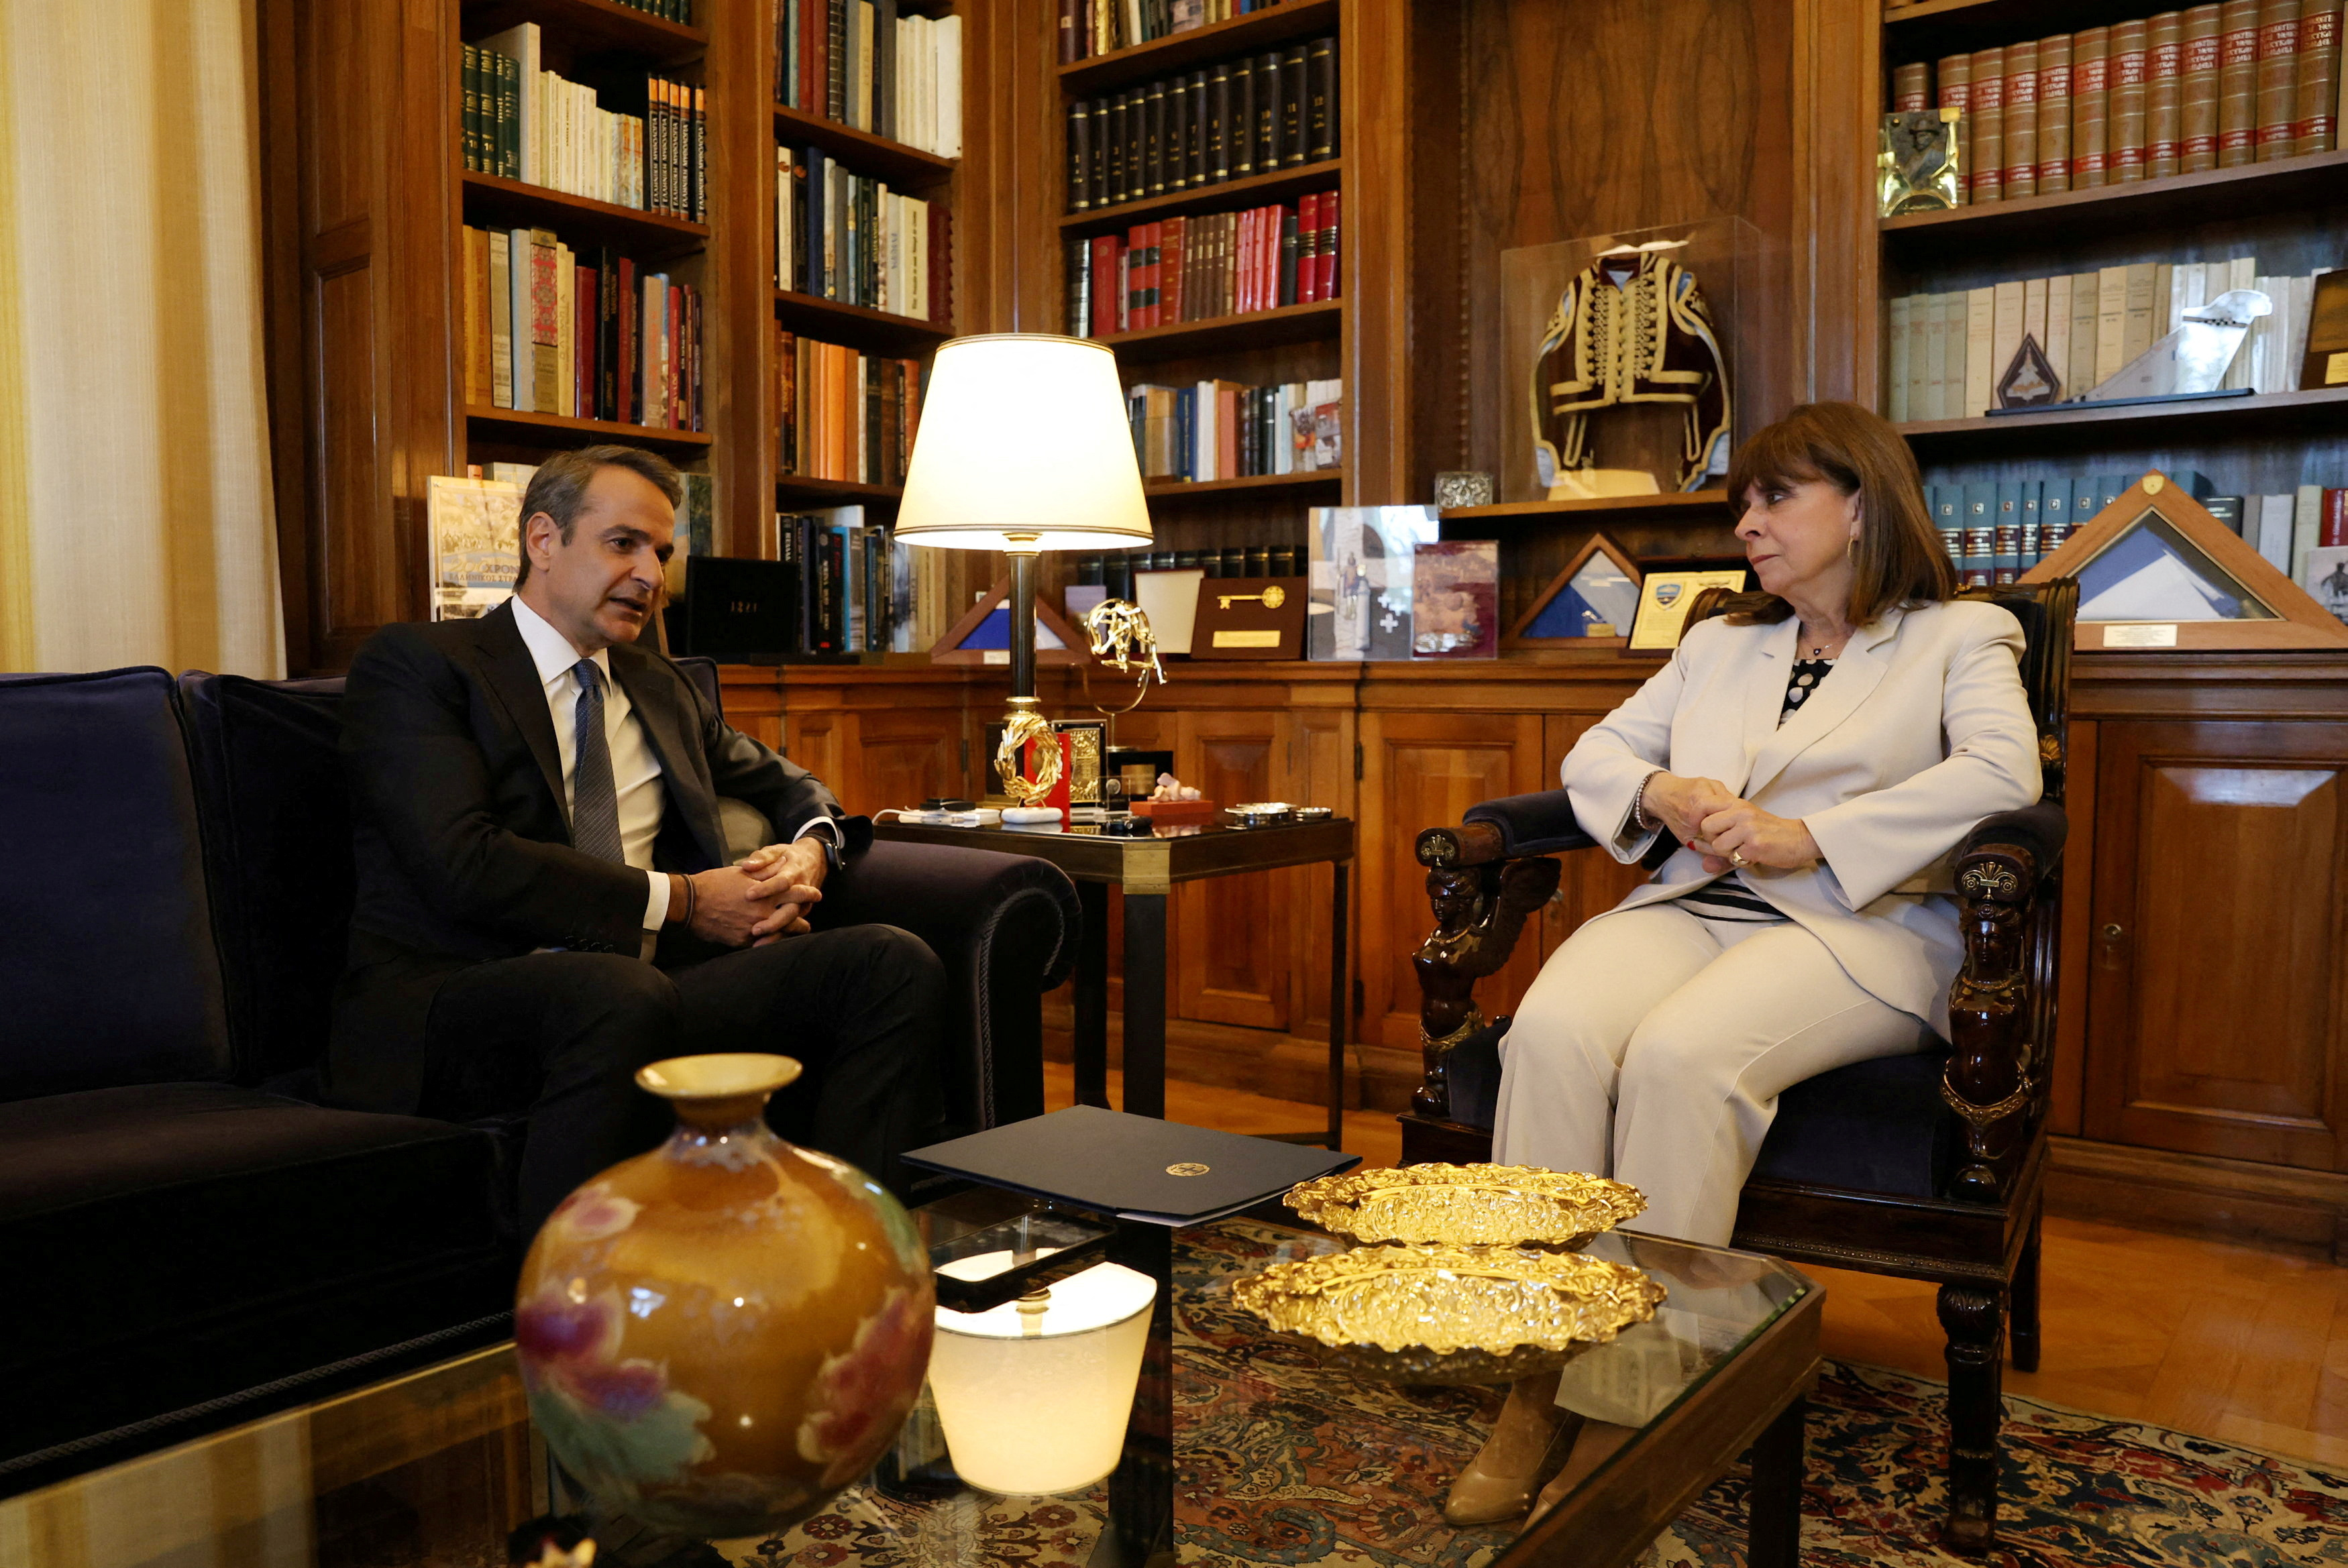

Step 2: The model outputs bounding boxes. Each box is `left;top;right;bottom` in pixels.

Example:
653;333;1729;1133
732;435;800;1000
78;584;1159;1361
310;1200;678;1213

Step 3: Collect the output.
515;1054;935;1538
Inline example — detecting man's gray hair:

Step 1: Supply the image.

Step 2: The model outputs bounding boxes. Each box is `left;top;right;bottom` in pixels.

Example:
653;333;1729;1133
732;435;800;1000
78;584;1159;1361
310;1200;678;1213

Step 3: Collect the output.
512;445;684;590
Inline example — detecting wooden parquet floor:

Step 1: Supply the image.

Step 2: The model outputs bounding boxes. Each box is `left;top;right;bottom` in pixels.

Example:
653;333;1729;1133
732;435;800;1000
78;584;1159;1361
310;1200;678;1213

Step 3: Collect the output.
1045;1063;2348;1468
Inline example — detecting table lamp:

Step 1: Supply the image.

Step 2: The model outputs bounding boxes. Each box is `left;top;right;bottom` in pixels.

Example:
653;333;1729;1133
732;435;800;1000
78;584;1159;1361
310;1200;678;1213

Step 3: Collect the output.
896;334;1152;807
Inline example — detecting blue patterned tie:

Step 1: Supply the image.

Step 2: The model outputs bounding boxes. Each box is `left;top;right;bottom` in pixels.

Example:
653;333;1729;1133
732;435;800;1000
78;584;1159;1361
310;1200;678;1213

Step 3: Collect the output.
570;659;625;864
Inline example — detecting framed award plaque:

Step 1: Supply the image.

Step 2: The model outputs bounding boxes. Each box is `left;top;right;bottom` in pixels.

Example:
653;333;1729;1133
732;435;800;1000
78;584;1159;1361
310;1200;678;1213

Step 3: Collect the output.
1189;576;1308;660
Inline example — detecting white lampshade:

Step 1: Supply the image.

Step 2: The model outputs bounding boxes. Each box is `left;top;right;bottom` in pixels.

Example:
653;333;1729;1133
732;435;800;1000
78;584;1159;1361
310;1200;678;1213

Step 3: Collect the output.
927;1252;1157;1495
896;334;1154;552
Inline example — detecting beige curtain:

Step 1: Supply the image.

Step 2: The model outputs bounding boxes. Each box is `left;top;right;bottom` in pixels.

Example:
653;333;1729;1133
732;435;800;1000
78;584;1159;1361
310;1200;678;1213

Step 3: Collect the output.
0;0;283;676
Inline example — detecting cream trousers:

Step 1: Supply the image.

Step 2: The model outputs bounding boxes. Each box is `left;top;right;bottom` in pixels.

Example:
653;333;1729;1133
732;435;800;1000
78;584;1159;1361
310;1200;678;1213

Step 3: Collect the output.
1491;900;1928;1247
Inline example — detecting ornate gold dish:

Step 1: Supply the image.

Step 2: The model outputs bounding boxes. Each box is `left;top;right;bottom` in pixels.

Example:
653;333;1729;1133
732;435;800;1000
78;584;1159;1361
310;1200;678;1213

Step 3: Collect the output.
1228;1244;1666;1385
1284;1163;1646;1247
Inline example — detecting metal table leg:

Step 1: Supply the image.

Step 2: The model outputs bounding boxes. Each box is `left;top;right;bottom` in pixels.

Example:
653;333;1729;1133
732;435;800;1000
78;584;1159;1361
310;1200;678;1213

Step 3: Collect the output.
1073;881;1111;1109
1121;891;1168;1119
1325;860;1348;1150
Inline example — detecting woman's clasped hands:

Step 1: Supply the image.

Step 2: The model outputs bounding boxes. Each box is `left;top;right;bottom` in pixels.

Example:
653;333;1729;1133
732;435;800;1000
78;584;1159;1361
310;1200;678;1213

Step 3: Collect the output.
1640;771;1822;874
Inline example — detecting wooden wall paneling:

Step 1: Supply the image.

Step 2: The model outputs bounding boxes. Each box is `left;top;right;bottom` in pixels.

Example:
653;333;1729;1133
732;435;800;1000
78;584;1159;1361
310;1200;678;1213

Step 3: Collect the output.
1287;690;1359;1044
2048;717;2097;1137
1356;708;1546;1049
1790;0;1877;404
966;0;1054;334
708;0;770;558
1339;0;1411;505
717;665;786;752
1174;707;1294;1030
2085;720;2348;1170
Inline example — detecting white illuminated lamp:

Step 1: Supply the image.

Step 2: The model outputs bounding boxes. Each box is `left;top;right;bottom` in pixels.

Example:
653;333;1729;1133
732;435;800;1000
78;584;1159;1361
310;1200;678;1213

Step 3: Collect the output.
927;1251;1157;1495
895;335;1153;805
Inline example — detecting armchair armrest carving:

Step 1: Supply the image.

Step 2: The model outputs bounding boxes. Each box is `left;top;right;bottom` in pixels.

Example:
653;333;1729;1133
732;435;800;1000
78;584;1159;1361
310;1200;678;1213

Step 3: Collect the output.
1943;803;2068;1202
1416;790;1594;869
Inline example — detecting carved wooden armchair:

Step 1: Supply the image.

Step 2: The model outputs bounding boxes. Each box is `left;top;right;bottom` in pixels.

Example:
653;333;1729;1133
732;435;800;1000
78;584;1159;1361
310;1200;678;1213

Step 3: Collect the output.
1399;579;2076;1554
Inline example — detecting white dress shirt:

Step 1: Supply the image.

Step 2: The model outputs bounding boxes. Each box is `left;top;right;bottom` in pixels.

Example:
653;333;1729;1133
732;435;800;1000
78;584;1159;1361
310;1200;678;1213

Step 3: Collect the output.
509;596;845;950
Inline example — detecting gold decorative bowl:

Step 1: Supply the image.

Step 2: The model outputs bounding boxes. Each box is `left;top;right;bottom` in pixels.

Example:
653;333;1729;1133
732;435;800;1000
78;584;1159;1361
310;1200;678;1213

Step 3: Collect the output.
1284;1164;1646;1248
1227;1243;1668;1384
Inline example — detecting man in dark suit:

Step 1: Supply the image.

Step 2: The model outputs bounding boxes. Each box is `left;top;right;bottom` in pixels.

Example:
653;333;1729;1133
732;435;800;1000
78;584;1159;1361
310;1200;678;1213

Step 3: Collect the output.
329;445;943;1241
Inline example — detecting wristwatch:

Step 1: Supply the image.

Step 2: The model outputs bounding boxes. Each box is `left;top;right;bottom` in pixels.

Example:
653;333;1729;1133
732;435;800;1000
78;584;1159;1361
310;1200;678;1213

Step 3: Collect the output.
812;828;845;878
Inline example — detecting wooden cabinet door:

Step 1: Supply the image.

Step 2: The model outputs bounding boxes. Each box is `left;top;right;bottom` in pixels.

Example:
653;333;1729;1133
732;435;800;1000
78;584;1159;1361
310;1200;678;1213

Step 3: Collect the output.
2084;720;2348;1170
1358;712;1549;1050
853;710;968;815
1174;710;1295;1031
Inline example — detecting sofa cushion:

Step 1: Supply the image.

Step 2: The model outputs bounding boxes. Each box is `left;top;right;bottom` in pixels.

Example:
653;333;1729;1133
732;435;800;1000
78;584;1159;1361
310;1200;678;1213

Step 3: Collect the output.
1445;1020;1958;1199
0;669;233;1099
0;1083;509;1457
177;673;354;1083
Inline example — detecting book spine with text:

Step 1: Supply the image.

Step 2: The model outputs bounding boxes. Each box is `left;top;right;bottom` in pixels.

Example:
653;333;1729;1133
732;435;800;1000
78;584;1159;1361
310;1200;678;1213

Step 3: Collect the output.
2111;18;2153;179
2004;40;2041;197
1971;46;2007;201
2220;0;2265;160
2074;27;2113;182
2296;0;2343;148
1892;62;1929;109
2181;3;2227;166
2037;34;2075;188
2255;0;2304;158
1937;54;1975;204
2148;10;2186;175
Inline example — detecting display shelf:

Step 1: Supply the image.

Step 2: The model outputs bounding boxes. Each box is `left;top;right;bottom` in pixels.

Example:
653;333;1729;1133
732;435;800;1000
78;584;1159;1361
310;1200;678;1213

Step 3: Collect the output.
1094;298;1342;361
773;289;952;353
460;0;706;64
1440;490;1733;522
771;105;957;188
465;406;714;447
1059;0;1339;96
460;172;708;254
1880;148;2348;251
1880;0;2171;62
1897;386;2348;452
776;475;904;503
1062;158;1342;233
1142;469;1344;500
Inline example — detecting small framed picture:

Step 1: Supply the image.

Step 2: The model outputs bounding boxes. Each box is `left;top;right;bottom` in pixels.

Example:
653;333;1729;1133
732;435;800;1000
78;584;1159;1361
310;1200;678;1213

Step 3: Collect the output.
1627;569;1748;651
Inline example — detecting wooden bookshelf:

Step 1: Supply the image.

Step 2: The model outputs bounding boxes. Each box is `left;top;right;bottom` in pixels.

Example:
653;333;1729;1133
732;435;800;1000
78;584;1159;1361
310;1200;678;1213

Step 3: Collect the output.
1059;0;1339;95
459;172;710;256
773;288;952;354
461;0;706;62
1439;490;1734;523
1096;298;1343;361
1061;158;1342;233
1880;0;2156;59
464;406;714;447
771;104;957;188
773;475;905;503
1880;149;2348;249
1143;469;1344;500
1898;387;2348;451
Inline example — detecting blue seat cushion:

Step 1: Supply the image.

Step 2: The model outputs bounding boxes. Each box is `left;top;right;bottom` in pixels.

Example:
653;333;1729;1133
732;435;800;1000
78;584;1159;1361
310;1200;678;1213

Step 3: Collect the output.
1442;1019;1959;1200
0;1083;510;1460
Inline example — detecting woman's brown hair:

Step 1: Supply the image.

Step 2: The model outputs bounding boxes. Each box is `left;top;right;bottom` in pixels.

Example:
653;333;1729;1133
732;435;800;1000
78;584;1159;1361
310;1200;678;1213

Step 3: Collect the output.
1717;400;1955;626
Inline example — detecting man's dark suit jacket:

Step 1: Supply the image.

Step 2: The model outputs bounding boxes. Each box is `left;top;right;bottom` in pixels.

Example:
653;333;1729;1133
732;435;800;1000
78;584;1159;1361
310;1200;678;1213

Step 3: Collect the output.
329;598;865;1114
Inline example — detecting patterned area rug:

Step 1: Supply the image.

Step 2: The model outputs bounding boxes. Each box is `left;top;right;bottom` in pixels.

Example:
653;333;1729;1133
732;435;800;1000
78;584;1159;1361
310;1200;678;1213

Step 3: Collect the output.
745;1222;2348;1567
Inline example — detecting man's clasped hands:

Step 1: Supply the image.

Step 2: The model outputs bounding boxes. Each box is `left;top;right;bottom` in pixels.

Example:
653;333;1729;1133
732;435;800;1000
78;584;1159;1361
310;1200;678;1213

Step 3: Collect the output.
672;838;830;948
1640;773;1823;873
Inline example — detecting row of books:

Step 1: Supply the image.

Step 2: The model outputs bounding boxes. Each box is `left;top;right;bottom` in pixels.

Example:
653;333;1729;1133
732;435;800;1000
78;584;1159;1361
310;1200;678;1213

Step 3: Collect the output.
609;0;692;19
1929;471;2348;583
1067;545;1306;603
1884;258;2331;421
775;146;947;321
1126;378;1343;481
1065;38;1337;211
2236;487;2348;583
1889;1;2341;205
775;1;963;158
773;510;916;654
1069;194;1340;336
773;329;924;486
460;226;704;431
471;27;706;219
1058;0;1301;62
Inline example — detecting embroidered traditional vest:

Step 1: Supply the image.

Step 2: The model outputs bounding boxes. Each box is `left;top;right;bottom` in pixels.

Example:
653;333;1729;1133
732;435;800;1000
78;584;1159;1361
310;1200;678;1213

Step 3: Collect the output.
1531;251;1732;495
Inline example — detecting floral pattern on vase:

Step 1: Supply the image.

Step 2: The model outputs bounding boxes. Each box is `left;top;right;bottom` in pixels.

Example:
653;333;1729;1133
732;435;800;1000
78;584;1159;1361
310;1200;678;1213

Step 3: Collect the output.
517;1054;935;1540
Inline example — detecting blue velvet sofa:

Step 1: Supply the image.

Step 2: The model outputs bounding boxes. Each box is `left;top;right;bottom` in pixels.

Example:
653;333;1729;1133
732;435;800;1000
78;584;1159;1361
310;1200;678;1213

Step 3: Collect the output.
0;665;1077;1489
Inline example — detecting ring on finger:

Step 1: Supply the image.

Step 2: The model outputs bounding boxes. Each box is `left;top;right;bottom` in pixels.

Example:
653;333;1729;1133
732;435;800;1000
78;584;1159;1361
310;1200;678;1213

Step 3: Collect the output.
1729;849;1749;868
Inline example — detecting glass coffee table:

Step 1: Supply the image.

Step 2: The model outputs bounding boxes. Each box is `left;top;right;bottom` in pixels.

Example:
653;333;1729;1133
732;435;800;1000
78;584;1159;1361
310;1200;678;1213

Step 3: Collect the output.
1;1198;1817;1568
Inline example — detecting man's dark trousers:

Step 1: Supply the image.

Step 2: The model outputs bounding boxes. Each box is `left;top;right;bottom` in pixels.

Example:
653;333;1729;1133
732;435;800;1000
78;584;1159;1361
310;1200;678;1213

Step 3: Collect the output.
413;924;945;1243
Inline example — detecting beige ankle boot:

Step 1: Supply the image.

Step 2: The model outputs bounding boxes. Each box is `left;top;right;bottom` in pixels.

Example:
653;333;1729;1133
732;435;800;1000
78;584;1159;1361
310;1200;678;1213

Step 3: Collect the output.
1443;1373;1581;1526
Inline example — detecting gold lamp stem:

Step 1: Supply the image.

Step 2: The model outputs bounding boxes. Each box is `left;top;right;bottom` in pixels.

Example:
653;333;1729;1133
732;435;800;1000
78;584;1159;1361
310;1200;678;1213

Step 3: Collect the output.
995;536;1060;804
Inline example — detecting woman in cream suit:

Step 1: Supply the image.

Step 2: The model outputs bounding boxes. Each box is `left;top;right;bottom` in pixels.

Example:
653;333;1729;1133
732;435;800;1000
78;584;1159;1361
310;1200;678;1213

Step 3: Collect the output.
1448;400;2043;1526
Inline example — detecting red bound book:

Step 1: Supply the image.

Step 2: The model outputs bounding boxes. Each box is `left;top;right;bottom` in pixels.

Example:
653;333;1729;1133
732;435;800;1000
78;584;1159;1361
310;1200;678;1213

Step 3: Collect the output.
1296;191;1322;302
2323;488;2348;546
1146;221;1165;328
1318;189;1339;298
667;284;682;428
576;266;597;415
1236;209;1256;314
1089;235;1118;337
1161;215;1187;324
1126;225;1147;328
616;256;637;425
1261;206;1281;311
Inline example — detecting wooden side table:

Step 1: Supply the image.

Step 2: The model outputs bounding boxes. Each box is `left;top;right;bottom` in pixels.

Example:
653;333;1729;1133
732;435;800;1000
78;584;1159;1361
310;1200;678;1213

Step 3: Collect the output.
873;817;1358;1147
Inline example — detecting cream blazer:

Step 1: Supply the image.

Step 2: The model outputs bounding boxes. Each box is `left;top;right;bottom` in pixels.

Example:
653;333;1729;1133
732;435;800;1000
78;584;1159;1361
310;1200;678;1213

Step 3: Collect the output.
1562;598;2043;1037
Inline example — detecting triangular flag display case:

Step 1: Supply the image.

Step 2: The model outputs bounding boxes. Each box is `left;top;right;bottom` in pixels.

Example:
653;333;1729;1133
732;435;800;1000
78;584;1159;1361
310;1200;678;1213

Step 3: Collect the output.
929;577;1098;667
1505;532;1645;650
2022;472;2348;651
